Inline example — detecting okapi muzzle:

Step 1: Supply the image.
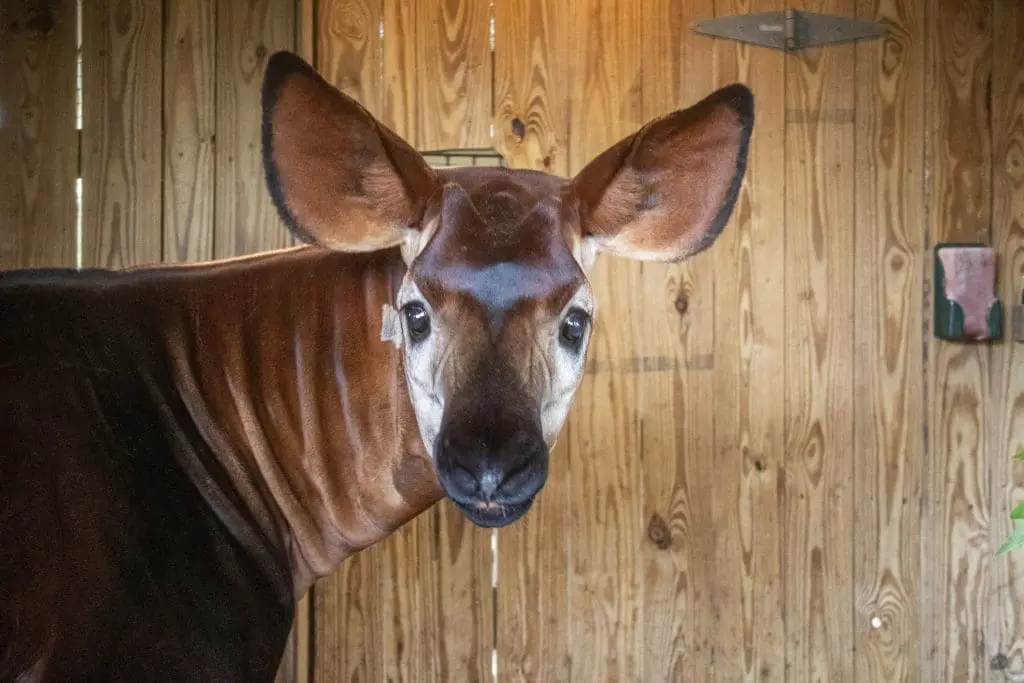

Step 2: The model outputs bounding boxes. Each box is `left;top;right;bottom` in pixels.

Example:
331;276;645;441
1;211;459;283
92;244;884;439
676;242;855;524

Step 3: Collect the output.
435;359;549;527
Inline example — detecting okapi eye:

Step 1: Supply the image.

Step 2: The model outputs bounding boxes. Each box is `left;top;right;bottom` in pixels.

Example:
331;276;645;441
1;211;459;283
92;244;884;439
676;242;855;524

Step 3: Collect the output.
559;309;589;350
403;302;431;342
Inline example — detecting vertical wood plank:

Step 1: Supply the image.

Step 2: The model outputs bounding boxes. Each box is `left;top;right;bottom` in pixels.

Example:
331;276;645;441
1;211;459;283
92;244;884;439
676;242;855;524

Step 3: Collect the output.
920;1;994;681
986;0;1024;673
493;0;569;176
297;0;314;62
707;0;788;680
313;537;385;680
317;0;381;109
322;504;492;682
492;1;572;680
382;0;491;150
0;1;78;269
565;1;645;681
852;0;925;681
635;0;718;680
214;0;296;258
784;0;857;679
81;0;163;269
380;0;416;143
163;0;215;263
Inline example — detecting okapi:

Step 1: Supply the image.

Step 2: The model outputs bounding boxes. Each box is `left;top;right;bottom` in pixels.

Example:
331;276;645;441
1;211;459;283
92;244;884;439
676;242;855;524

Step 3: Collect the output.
0;51;753;682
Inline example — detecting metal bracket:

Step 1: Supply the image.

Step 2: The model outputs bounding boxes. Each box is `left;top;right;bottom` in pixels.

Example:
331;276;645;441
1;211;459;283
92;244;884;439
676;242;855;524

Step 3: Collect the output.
691;9;887;51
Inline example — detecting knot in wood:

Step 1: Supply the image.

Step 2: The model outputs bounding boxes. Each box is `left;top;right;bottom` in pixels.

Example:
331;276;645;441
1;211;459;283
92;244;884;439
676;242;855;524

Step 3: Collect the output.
674;294;689;316
991;654;1009;670
511;117;526;140
647;513;672;550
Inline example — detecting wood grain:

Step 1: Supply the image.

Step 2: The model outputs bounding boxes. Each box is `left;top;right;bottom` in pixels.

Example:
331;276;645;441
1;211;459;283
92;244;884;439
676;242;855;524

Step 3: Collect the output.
564;1;645;681
317;0;382;110
0;0;78;269
316;504;493;682
851;0;926;681
986;0;1024;676
214;0;295;258
493;0;569;176
784;0;857;679
382;0;491;150
163;0;214;263
313;540;384;680
636;0;718;679
920;1;994;681
492;1;573;680
81;0;163;269
706;0;788;680
297;0;315;63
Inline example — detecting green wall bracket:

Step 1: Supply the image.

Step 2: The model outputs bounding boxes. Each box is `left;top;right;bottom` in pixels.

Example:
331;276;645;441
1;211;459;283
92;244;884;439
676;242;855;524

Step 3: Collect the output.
934;243;1003;342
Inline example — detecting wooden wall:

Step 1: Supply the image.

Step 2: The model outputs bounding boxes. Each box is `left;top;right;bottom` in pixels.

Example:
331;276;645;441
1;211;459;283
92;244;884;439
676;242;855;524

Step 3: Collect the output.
310;0;1024;681
2;0;1024;681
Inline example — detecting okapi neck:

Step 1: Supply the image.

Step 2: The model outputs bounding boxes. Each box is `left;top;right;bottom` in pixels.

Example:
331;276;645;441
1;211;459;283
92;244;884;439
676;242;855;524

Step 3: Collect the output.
158;245;444;596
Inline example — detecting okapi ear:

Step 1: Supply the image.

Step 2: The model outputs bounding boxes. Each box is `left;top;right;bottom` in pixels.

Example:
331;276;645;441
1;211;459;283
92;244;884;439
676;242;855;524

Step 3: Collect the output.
568;83;754;264
261;51;441;252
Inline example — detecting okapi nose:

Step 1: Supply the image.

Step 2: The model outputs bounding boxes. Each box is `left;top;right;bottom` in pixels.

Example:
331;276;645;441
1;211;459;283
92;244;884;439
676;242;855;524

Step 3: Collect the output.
437;427;549;506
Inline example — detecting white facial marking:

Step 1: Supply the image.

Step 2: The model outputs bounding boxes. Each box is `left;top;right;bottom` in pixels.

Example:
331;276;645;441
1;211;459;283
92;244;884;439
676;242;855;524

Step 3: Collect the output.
539;282;595;445
395;278;447;458
393;272;596;461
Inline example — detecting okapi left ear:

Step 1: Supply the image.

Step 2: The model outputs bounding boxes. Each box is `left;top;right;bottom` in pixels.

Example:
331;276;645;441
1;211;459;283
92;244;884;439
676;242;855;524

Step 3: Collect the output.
567;83;754;264
261;51;441;253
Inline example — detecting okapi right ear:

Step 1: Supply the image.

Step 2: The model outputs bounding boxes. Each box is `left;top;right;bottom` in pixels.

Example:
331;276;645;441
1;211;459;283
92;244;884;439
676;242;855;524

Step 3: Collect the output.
261;51;441;253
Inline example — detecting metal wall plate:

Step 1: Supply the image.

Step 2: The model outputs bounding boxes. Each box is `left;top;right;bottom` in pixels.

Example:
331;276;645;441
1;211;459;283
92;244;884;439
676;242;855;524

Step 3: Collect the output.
691;9;887;51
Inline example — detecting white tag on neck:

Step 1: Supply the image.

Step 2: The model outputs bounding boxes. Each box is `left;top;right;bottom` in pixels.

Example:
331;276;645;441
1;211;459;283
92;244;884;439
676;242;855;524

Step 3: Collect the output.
380;303;403;348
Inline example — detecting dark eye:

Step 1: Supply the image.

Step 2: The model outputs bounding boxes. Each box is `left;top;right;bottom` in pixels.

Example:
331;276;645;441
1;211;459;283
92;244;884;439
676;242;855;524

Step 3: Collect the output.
403;302;431;342
559;309;590;350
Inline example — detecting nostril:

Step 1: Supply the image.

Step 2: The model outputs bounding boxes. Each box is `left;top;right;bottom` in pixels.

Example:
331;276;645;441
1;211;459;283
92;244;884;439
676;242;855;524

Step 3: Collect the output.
449;463;478;495
497;459;548;504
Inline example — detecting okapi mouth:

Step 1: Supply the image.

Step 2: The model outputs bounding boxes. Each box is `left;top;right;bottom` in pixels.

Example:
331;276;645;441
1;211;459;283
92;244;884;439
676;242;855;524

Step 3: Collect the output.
452;496;536;528
433;413;550;529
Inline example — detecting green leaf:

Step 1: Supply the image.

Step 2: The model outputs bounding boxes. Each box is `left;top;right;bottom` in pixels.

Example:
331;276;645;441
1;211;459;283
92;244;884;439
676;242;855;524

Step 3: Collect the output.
1013;502;1024;521
997;520;1024;555
1015;445;1024;461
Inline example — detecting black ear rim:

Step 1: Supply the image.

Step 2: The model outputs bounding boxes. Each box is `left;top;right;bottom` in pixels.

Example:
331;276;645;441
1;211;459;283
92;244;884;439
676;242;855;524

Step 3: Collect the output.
260;50;327;247
568;82;755;262
682;82;755;261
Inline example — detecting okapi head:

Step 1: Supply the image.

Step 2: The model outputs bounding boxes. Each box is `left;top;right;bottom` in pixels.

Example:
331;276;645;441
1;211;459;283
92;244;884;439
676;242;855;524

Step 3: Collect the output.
260;52;753;528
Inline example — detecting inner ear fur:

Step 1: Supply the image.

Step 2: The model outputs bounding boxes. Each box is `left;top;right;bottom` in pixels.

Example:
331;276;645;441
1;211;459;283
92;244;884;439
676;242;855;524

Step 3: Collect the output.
261;51;440;251
568;83;754;263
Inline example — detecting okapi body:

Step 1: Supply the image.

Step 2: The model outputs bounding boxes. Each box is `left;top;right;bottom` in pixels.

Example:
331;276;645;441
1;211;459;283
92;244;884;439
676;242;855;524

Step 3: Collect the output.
0;52;753;682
